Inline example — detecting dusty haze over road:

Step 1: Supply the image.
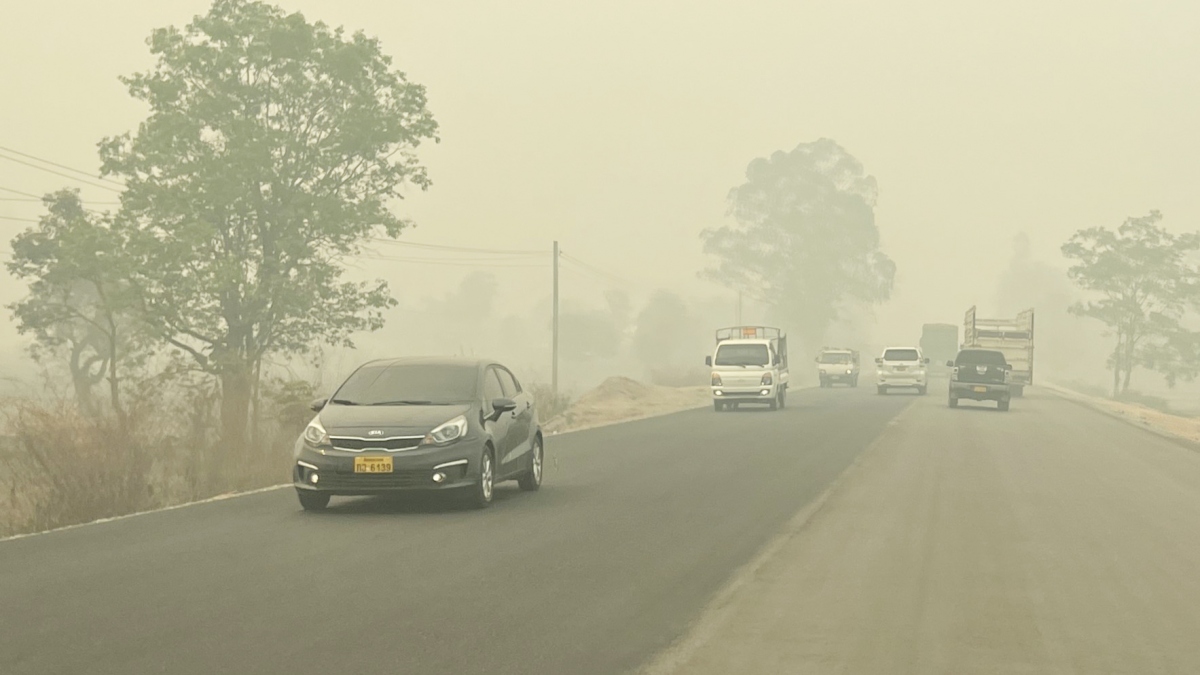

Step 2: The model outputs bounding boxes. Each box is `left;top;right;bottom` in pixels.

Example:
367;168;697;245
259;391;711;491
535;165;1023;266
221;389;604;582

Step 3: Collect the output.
3;0;1199;392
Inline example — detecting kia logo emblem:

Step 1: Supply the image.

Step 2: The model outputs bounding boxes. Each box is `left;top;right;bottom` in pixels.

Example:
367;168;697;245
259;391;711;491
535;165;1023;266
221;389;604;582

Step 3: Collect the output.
367;430;384;437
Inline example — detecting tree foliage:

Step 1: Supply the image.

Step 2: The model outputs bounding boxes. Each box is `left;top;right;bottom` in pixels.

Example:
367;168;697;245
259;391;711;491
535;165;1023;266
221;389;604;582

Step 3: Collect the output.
6;190;145;425
1061;211;1200;396
96;0;438;447
702;138;895;347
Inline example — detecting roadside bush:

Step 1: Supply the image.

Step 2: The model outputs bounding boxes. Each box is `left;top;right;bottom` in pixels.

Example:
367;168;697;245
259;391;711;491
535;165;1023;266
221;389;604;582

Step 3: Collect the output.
529;382;573;422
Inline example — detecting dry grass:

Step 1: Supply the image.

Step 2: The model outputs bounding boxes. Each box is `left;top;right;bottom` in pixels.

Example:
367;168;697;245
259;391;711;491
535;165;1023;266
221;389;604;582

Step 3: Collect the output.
0;388;305;539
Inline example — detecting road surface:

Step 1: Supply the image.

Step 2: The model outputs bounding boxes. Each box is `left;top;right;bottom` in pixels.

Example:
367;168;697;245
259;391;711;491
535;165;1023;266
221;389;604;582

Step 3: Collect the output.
4;384;1200;674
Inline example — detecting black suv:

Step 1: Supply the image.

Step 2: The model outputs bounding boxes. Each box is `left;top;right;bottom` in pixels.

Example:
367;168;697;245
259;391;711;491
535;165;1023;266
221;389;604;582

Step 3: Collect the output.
293;357;543;510
947;349;1012;411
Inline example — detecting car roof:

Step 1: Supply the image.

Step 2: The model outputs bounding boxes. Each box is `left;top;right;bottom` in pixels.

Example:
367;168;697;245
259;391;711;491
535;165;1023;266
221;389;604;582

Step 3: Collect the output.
882;346;921;352
360;356;494;369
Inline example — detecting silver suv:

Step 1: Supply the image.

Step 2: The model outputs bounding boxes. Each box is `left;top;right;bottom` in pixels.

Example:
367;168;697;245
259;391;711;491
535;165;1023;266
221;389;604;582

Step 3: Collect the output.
875;347;929;395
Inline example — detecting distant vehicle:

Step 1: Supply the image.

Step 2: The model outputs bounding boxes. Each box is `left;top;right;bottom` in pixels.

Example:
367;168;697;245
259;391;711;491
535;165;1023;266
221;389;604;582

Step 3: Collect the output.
816;347;859;388
293;357;543;511
706;326;789;411
963;307;1034;396
948;348;1012;411
875;346;929;395
919;324;959;375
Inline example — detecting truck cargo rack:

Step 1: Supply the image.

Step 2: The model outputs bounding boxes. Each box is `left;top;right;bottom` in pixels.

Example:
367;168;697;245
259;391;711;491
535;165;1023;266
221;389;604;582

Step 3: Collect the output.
715;326;783;342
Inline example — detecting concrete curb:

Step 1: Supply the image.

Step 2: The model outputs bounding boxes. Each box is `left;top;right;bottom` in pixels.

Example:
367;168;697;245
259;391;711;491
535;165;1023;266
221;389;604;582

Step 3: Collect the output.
1041;381;1200;453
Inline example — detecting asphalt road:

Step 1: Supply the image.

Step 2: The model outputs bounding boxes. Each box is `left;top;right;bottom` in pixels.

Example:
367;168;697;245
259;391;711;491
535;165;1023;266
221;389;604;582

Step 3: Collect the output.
0;385;912;675
645;385;1200;674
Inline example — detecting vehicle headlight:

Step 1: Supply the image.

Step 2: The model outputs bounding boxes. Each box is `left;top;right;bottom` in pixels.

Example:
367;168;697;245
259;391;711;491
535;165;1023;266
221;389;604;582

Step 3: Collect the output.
711;373;723;386
424;415;468;446
761;373;773;385
846;369;853;375
303;417;330;446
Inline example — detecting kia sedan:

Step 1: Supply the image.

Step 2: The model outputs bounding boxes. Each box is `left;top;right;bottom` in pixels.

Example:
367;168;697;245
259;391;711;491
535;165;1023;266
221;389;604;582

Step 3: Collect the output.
293;357;543;510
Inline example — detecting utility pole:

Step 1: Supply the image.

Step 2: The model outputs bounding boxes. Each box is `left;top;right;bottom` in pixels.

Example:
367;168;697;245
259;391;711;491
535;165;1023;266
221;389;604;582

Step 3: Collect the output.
552;240;560;397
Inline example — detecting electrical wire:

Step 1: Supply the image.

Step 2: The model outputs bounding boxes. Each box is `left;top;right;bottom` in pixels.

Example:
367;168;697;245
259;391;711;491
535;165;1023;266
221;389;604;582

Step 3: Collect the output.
0;185;44;200
0;144;125;187
0;214;38;223
0;152;124;193
368;237;545;256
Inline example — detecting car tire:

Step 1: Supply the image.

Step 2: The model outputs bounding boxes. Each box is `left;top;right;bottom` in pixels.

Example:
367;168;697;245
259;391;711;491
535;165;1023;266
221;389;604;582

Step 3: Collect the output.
918;386;927;396
297;490;330;512
852;377;858;388
467;447;495;509
714;401;724;412
518;437;543;492
768;397;778;411
877;386;886;395
998;399;1011;412
778;389;787;409
948;395;958;408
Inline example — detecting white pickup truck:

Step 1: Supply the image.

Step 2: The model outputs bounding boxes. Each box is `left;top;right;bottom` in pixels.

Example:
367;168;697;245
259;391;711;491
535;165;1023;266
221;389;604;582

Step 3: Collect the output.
816;347;860;388
706;326;789;412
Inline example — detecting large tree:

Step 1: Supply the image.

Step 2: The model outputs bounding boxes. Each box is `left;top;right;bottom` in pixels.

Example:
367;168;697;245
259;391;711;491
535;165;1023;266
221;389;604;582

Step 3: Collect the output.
7;190;144;427
702;138;895;348
98;0;438;448
1062;211;1200;397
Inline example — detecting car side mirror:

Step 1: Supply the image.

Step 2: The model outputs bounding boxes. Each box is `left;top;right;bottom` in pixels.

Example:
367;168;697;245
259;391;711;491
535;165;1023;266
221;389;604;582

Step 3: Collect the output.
705;356;713;367
874;357;883;365
489;397;517;421
309;397;327;413
923;358;930;365
945;360;955;367
814;357;820;363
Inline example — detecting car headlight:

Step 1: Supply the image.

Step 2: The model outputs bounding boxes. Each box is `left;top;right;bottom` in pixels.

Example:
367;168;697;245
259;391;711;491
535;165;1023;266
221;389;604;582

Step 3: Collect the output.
846;369;853;375
424;415;468;446
711;373;723;386
761;373;773;385
303;417;330;446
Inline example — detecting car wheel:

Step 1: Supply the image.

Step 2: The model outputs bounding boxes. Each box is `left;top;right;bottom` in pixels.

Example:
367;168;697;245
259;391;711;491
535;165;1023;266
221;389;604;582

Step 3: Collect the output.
467;447;495;509
778;389;787;409
877;386;886;395
297;490;330;512
518;437;543;492
852;377;858;388
918;386;927;396
948;395;958;409
714;400;724;412
768;396;778;411
998;399;1011;412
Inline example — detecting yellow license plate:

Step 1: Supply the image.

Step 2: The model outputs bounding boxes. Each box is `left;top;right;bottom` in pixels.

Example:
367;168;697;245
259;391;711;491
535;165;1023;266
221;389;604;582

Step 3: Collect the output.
973;386;987;393
353;456;393;473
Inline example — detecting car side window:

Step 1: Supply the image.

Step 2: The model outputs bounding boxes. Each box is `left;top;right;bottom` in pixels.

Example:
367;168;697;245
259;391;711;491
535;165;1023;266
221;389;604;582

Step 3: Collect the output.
496;367;521;396
483;368;505;404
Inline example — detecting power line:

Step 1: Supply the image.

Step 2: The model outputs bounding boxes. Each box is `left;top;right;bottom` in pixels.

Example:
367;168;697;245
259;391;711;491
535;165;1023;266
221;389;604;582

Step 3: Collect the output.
0;152;124;193
368;237;545;256
0;196;120;205
558;251;637;288
0;185;44;200
0;214;38;223
0;145;125;187
355;253;548;268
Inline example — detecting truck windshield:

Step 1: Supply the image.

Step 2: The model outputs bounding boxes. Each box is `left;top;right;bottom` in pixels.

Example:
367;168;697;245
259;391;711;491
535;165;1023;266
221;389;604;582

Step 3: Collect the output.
883;349;920;362
715;344;770;367
819;353;852;364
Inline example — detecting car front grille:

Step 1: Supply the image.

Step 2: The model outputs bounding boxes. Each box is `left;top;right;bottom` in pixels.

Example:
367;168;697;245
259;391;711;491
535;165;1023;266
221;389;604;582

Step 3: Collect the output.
331;436;423;451
322;469;436;490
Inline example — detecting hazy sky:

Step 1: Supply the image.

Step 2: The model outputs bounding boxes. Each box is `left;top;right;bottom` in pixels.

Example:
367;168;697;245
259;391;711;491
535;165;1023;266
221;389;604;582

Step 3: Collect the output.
3;0;1199;365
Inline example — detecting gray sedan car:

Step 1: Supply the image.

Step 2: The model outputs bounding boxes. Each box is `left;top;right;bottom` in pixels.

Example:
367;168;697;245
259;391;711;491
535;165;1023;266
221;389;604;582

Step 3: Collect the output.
293;357;543;510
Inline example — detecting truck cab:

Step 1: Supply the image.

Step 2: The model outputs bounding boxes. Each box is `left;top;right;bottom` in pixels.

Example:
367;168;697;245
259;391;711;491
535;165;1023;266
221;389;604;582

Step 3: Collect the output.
706;326;789;412
816;348;859;388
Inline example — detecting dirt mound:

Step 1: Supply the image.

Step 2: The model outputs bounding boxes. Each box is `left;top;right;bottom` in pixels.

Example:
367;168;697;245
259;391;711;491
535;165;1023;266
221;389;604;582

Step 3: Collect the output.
543;376;710;434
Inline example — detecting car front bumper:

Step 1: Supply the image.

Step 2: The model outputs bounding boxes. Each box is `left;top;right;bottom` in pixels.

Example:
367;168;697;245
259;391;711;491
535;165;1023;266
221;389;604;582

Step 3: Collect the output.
820;370;858;381
712;383;780;402
292;438;485;495
950;381;1011;401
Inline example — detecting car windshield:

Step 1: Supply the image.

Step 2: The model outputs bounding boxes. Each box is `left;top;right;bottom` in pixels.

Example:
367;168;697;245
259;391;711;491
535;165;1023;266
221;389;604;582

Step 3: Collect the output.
715;343;770;366
330;364;478;405
956;350;1007;366
883;349;920;362
819;353;852;364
